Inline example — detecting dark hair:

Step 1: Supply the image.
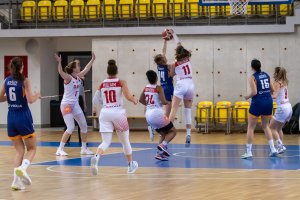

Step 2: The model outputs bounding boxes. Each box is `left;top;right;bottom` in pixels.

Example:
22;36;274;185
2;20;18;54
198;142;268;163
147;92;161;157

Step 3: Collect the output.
251;59;261;72
154;54;166;65
175;45;191;61
65;61;77;74
146;70;158;85
274;67;288;85
9;57;25;81
107;59;118;76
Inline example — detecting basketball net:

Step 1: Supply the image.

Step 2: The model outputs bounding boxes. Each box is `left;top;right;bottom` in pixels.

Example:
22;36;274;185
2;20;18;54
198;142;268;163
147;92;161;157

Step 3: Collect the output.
228;0;249;15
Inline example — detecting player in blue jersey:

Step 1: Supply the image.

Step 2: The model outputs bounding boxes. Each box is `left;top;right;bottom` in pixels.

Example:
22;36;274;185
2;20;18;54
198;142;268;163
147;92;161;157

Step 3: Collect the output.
0;57;40;190
241;59;277;159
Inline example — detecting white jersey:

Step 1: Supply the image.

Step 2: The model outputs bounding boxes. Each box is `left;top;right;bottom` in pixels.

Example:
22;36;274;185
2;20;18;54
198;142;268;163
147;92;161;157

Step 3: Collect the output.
276;86;289;105
61;76;81;104
144;84;162;110
99;78;123;109
175;58;193;82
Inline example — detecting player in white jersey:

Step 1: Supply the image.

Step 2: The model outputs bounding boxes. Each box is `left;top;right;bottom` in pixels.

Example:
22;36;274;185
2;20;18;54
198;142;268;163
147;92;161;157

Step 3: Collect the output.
139;70;177;161
90;59;139;174
54;53;95;156
270;67;292;154
167;29;194;144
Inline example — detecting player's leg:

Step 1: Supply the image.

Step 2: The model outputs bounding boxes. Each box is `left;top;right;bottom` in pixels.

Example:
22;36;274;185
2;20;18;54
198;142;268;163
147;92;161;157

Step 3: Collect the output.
183;99;193;144
11;137;26;190
261;116;277;156
57;113;75;156
169;96;181;122
270;118;286;153
241;116;257;159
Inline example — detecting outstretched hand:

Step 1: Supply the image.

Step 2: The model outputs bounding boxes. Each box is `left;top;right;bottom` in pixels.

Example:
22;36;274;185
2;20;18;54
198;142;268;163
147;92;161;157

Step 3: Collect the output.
91;52;96;61
54;54;62;63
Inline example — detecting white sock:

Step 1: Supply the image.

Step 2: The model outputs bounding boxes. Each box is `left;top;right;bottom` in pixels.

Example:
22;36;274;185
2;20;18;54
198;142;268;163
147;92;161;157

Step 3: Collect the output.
148;125;153;134
246;144;252;154
268;140;276;152
13;168;17;183
95;154;100;163
162;141;168;146
21;159;30;170
59;142;66;150
186;129;191;136
277;139;283;146
81;142;87;150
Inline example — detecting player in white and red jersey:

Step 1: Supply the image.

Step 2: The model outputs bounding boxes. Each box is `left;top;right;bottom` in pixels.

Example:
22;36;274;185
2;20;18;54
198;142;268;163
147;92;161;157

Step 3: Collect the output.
270;67;292;154
54;53;95;156
167;29;194;144
139;70;176;161
90;59;139;174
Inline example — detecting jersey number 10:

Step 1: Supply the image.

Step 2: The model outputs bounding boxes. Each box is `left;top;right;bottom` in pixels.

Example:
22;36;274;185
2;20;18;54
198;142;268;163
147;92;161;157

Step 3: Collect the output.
104;90;117;103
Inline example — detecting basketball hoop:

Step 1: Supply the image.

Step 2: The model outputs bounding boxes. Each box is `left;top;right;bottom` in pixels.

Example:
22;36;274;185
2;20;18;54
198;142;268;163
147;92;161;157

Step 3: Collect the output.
228;0;249;15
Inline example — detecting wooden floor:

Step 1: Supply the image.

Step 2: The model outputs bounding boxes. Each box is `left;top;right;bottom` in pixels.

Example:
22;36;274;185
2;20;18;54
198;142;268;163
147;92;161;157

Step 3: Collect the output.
1;128;300;200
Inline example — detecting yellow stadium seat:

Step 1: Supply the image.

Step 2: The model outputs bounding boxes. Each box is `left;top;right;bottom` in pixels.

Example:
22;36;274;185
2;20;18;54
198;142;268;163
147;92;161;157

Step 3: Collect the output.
153;0;168;18
233;101;250;124
187;0;199;17
169;0;185;18
215;101;232;134
21;0;36;21
273;101;277;115
38;0;52;20
86;0;101;19
279;3;293;16
196;101;214;133
119;0;134;19
53;0;68;20
103;0;117;19
135;0;151;18
71;0;85;20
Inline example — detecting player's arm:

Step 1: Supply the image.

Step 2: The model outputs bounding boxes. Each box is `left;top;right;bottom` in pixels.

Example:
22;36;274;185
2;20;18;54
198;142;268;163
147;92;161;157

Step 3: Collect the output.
139;91;146;106
244;76;257;100
168;63;175;77
169;29;181;46
78;52;96;77
162;40;167;57
157;86;168;105
271;81;280;99
54;54;72;82
120;80;138;105
82;90;87;112
92;89;103;115
24;78;40;104
0;83;7;102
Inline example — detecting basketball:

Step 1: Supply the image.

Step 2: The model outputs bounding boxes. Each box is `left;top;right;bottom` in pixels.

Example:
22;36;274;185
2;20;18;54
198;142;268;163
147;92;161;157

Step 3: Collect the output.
162;29;173;41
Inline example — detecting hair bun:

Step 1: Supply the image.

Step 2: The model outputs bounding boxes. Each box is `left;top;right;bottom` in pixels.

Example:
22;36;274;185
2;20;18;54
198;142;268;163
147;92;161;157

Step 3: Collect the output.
108;59;116;66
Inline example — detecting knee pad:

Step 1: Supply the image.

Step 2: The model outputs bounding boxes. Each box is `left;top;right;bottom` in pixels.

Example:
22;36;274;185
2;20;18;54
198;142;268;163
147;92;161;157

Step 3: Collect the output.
184;108;192;125
118;130;132;155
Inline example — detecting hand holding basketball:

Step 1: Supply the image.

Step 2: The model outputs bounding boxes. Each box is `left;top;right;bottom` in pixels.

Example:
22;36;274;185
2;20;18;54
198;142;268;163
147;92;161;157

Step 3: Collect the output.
162;29;173;41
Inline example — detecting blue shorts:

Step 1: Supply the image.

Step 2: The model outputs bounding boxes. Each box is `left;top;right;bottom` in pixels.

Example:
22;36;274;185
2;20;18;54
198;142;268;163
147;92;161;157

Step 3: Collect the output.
7;109;35;140
162;85;174;102
249;97;273;117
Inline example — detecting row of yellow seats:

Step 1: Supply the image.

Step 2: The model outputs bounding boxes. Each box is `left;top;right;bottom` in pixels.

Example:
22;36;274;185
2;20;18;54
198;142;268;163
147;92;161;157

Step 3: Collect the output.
196;101;277;124
21;0;293;21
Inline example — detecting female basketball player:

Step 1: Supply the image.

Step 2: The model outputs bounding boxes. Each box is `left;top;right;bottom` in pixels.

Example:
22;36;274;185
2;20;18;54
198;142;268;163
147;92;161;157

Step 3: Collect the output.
168;30;194;144
270;67;292;154
0;57;40;190
241;59;277;159
54;53;95;156
90;59;139;174
139;70;176;161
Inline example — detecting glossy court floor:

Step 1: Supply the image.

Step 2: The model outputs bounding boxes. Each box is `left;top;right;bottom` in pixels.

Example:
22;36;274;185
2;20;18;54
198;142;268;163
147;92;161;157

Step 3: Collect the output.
1;128;300;200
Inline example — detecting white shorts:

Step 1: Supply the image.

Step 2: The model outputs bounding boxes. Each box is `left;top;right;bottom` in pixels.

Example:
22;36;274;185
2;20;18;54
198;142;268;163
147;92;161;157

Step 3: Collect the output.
60;102;83;116
145;108;170;130
273;103;292;123
174;79;194;100
99;108;129;133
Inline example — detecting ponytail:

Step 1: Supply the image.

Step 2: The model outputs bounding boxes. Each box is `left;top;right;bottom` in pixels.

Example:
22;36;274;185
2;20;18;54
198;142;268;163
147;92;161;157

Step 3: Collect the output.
9;57;25;82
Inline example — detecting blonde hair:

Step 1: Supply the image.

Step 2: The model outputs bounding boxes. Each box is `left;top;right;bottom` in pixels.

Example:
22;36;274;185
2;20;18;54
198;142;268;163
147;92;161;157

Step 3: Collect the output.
274;67;288;86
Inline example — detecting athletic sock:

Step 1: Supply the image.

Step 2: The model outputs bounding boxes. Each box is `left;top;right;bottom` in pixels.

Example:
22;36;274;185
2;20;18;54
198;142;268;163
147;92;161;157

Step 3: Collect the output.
21;159;30;170
95;154;100;163
13;168;17;183
186;129;191;136
162;141;168;146
246;144;252;154
268;140;276;152
81;142;87;150
59;142;66;150
277;139;283;146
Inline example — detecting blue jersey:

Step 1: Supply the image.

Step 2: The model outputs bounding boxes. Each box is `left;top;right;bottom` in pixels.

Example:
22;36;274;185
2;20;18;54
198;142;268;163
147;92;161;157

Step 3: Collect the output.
4;76;29;111
157;65;173;88
252;71;272;100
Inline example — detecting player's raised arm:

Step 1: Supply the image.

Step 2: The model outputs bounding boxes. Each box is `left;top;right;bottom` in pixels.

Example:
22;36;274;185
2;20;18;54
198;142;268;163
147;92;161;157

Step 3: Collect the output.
78;52;96;77
0;83;7;102
120;80;138;105
54;54;72;82
24;78;40;104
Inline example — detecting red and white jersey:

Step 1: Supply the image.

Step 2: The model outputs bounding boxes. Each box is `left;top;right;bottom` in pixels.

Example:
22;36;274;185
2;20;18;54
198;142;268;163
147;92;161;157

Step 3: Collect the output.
276;86;289;105
175;58;193;81
61;76;81;104
99;78;123;109
144;84;162;110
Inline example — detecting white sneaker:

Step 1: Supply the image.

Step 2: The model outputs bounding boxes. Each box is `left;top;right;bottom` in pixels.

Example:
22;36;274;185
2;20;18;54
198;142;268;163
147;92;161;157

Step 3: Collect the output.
90;156;99;176
80;148;94;155
241;152;253;159
56;148;68;156
15;167;32;186
269;150;278;157
11;177;25;190
277;145;286;154
127;161;138;174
